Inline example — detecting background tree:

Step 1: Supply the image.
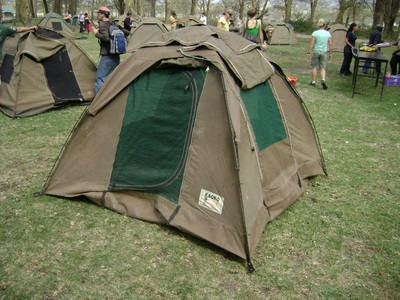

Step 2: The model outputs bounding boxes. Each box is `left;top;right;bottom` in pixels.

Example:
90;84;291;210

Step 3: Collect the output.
284;0;293;22
150;0;155;17
42;0;49;14
134;0;143;16
383;0;400;33
335;0;349;23
309;0;319;22
16;0;32;25
372;0;384;27
53;0;61;15
68;0;77;16
190;0;196;15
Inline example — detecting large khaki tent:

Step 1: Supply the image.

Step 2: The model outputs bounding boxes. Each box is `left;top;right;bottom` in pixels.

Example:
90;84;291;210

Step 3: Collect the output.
268;23;298;45
0;14;97;117
329;24;347;52
44;26;325;269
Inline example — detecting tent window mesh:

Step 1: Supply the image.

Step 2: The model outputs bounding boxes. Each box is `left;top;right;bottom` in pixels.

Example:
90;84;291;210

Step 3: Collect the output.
0;54;14;84
109;68;206;203
41;46;82;103
241;82;287;151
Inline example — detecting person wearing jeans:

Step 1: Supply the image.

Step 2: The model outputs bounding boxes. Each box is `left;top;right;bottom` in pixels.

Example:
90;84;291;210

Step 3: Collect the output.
92;6;121;94
362;25;384;75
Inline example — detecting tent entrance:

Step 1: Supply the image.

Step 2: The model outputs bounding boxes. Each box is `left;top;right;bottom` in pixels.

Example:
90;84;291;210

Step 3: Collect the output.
109;67;206;203
41;46;83;103
0;54;15;84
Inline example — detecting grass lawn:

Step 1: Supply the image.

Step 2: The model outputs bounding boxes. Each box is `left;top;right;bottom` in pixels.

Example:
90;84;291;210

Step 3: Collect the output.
0;32;399;299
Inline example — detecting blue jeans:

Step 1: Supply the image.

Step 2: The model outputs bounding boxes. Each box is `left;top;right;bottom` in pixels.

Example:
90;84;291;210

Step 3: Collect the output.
95;55;120;94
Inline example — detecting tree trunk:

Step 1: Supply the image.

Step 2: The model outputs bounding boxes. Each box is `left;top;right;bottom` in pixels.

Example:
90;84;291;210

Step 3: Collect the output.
385;0;400;33
150;0;155;17
30;0;35;18
284;0;292;23
53;0;61;15
190;0;196;15
239;0;245;21
0;0;2;22
71;0;77;16
335;0;349;24
16;0;31;25
43;0;49;14
309;0;319;22
372;0;385;28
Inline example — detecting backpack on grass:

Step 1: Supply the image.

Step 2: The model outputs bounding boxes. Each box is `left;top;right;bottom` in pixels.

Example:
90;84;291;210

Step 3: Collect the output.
109;22;127;54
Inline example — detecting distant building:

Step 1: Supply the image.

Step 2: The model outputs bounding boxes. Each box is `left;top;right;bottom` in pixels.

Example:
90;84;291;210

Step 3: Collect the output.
1;6;15;22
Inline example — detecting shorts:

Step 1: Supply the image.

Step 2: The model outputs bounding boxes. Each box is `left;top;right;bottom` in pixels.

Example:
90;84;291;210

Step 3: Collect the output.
310;51;328;69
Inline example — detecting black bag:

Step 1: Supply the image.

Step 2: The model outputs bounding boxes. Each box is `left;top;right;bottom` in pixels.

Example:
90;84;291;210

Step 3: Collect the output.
243;31;260;44
243;20;261;44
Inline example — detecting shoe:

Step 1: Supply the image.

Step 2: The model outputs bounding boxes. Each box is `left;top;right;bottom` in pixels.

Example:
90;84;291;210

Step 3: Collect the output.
321;80;328;90
309;82;316;86
345;73;352;76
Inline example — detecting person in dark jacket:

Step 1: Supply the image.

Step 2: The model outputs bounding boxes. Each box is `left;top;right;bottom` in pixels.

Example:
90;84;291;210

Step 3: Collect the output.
389;34;400;75
92;6;120;94
123;12;136;32
339;23;358;76
362;25;384;74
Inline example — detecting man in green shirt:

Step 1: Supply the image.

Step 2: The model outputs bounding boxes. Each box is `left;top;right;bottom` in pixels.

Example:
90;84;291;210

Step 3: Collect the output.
0;24;38;58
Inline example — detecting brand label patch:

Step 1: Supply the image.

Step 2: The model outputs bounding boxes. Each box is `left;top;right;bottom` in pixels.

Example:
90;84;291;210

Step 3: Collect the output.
198;189;224;214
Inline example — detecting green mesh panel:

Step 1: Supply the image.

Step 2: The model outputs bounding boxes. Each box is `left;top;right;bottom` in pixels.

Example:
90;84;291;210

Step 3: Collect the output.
241;82;286;151
109;68;205;203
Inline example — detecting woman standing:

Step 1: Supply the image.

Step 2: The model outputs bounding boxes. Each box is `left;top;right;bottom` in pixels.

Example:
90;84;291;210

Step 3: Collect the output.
217;9;233;31
84;13;91;34
339;23;358;76
242;8;267;50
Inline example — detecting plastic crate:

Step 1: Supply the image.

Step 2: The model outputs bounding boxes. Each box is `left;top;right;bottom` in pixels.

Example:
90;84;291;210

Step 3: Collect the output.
385;75;400;86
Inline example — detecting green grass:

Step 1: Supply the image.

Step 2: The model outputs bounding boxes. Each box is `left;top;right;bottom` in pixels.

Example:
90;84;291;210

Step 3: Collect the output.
0;34;399;299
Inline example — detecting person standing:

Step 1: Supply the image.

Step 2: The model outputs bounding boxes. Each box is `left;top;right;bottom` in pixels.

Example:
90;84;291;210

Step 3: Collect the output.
170;11;177;30
339;23;358;76
390;34;400;75
79;12;85;33
92;6;120;94
200;12;207;25
123;12;136;32
307;19;332;90
362;25;384;74
84;13;91;34
242;8;267;50
64;11;71;27
217;9;233;31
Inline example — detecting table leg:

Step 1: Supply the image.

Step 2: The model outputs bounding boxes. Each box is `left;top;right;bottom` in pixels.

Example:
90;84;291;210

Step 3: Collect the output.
352;58;359;98
379;62;388;101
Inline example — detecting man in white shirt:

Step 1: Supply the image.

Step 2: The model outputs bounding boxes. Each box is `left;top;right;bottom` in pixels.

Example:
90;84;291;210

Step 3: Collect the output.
200;12;207;25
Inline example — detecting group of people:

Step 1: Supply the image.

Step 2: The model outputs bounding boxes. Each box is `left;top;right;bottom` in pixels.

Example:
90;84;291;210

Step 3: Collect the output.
64;11;91;33
3;7;399;98
308;20;400;90
339;24;400;76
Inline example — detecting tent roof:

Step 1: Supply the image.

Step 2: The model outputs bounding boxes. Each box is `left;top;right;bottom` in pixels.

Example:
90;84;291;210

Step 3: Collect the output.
102;26;274;113
37;12;74;39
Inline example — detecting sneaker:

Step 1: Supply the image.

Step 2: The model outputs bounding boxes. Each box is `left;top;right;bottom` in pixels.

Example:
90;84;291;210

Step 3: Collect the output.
321;80;328;90
309;81;316;86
